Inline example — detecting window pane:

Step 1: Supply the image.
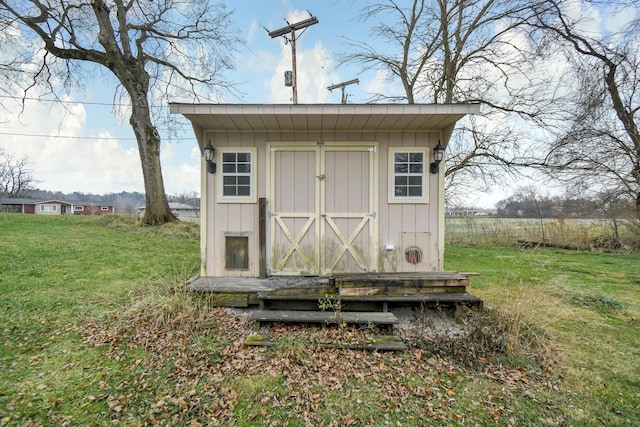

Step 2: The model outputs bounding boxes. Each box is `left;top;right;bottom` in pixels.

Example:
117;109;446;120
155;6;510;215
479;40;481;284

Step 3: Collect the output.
222;153;236;162
395;176;407;186
395;186;408;196
237;163;251;173
223;176;236;185
408;186;422;197
409;164;423;173
408;176;422;185
222;163;236;173
395;163;408;173
237;176;250;185
237;186;251;196
223;186;236;196
237;152;250;162
409;152;423;162
394;152;408;163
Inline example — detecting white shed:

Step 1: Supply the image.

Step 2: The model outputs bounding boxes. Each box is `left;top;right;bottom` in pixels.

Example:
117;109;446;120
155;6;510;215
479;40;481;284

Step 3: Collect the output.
171;104;479;279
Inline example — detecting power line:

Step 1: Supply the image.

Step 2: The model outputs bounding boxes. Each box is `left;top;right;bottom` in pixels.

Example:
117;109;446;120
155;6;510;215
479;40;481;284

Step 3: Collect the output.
0;92;220;108
0;131;195;141
0;94;118;107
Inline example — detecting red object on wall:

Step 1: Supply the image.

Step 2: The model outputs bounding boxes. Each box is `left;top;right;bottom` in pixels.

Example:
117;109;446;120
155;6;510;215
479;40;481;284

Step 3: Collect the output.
405;246;422;264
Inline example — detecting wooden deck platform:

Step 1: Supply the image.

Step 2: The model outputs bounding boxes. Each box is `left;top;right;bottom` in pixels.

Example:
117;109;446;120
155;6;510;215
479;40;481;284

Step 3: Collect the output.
187;272;482;351
185;272;482;310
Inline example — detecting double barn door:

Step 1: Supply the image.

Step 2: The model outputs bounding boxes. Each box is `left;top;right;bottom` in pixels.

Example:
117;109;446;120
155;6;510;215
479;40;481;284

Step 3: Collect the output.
268;142;378;276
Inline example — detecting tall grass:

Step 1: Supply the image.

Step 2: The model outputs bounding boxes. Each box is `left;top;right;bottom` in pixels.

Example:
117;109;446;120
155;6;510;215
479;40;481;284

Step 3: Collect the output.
446;216;618;247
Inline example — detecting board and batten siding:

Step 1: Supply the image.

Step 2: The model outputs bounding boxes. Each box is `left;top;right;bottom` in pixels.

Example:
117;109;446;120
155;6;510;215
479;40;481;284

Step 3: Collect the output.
203;130;443;277
377;132;440;273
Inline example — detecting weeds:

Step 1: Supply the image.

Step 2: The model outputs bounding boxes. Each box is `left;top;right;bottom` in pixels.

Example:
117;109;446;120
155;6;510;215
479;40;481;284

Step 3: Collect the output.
405;285;558;373
567;292;626;313
103;263;215;339
445;216;638;249
318;295;346;329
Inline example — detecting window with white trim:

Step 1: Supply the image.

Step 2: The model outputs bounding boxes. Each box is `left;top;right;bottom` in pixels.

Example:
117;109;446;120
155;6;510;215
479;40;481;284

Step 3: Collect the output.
219;149;256;202
74;206;84;211
389;148;428;203
40;204;57;212
101;206;109;211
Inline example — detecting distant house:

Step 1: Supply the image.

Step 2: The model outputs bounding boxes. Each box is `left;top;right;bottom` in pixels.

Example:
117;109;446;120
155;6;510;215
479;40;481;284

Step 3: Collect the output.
0;197;39;214
35;199;74;215
0;198;114;215
68;201;115;215
137;202;200;221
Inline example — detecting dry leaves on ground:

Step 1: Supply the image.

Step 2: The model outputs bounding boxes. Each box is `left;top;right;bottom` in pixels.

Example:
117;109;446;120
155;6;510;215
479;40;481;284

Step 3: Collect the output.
79;307;562;425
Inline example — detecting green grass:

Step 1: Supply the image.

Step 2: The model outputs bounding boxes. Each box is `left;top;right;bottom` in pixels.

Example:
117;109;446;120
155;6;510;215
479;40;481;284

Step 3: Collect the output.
1;214;639;426
446;244;640;426
0;214;200;425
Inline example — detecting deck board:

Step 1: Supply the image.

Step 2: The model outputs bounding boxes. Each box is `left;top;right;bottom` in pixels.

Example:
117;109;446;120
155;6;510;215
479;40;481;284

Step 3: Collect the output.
185;272;480;309
250;310;398;325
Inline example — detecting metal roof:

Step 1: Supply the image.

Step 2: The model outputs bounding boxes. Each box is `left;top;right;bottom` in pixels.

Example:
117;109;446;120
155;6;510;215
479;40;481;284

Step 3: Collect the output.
0;197;39;205
0;198;113;206
169;103;480;133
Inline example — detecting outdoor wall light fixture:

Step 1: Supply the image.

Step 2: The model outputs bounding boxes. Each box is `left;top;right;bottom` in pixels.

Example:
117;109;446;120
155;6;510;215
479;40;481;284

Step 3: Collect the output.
429;141;445;174
203;143;216;173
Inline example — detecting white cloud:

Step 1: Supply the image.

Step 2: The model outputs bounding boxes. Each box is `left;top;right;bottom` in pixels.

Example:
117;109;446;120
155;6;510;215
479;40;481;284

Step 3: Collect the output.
160;144;201;196
363;67;401;101
247;19;260;43
1;88;145;193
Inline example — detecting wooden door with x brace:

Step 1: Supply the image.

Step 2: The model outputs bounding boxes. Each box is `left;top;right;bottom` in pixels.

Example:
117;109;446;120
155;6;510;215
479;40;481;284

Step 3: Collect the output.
268;142;378;276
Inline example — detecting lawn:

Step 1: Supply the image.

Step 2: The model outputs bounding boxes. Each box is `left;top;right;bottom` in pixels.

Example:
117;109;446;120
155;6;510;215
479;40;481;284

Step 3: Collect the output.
1;214;638;426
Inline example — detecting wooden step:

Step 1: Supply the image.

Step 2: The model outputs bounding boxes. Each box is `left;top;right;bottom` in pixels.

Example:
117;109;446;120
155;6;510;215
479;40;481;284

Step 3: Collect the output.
324;335;407;351
250;310;398;332
339;286;468;297
333;272;469;289
346;292;483;306
244;334;407;351
256;291;483;312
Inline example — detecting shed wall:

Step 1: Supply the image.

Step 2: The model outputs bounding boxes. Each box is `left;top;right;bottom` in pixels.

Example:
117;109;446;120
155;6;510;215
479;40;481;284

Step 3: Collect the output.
204;131;442;277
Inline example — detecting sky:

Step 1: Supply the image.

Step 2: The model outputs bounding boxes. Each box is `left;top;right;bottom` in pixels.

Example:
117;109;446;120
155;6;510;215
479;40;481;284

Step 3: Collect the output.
0;0;632;207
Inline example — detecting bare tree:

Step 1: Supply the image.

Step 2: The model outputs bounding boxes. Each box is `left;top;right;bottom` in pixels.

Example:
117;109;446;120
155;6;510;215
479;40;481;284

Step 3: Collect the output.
342;0;556;198
0;148;38;198
525;0;640;226
0;0;237;225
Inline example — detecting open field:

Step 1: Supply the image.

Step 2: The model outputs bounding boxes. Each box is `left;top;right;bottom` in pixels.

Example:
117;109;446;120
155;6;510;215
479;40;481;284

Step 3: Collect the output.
445;217;626;247
1;214;639;426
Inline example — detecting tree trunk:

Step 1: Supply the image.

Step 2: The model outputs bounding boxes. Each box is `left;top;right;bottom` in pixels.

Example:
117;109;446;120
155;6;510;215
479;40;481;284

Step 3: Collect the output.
133;115;176;226
125;70;176;226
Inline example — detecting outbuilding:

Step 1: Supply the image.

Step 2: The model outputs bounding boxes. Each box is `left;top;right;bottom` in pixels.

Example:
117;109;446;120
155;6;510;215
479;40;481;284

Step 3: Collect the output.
171;104;479;280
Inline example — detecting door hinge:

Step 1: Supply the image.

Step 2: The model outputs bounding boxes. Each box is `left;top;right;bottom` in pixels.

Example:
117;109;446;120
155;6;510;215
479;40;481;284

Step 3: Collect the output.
317;140;324;145
317;174;326;180
367;212;377;219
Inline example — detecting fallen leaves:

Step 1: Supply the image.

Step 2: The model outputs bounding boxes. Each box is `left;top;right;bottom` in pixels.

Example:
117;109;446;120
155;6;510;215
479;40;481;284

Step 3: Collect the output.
75;306;564;425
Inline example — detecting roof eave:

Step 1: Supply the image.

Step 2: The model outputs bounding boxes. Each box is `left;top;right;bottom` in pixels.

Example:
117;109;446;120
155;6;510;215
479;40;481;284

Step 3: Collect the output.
169;103;480;133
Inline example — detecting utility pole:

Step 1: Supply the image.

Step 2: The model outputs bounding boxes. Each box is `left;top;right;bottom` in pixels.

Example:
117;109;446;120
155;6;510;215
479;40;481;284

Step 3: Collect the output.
327;79;359;104
268;14;318;104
